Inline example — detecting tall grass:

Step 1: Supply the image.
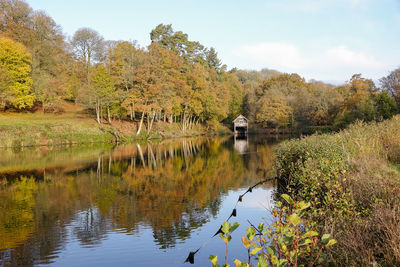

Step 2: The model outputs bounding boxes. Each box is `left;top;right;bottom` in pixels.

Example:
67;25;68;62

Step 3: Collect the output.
275;115;400;265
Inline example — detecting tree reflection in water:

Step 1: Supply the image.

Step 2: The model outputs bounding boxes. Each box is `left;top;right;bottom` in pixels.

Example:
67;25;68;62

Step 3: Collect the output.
0;136;278;266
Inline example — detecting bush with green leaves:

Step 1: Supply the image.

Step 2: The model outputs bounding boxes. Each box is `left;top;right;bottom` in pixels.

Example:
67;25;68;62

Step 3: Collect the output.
274;134;356;220
209;195;336;267
273;116;400;264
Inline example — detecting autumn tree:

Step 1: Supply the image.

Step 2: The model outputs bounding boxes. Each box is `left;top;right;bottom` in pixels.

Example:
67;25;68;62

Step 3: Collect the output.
30;10;66;111
0;0;33;45
108;41;146;120
333;74;393;128
256;94;292;128
0;37;34;109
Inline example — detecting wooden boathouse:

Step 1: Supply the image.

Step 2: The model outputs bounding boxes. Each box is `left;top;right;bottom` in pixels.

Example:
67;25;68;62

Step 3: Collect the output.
233;115;248;136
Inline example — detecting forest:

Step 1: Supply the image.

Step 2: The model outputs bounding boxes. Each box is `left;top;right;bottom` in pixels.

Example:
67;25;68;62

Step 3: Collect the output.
1;0;400;136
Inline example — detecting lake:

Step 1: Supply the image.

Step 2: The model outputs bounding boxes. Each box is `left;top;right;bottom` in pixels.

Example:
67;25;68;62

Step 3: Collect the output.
0;135;281;266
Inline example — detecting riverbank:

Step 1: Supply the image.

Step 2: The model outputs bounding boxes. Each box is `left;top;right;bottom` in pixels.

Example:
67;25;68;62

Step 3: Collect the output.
274;115;400;265
0;112;230;148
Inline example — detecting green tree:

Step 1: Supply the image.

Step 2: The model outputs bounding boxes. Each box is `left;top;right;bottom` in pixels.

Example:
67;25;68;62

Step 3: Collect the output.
380;68;400;110
373;91;397;120
150;23;205;64
205;47;222;71
90;65;117;123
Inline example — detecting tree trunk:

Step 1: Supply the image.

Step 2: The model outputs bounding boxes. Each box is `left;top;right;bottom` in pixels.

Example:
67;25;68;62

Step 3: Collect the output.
137;112;145;135
129;104;133;121
96;100;100;124
107;106;112;124
147;112;155;134
182;112;187;133
100;101;103;123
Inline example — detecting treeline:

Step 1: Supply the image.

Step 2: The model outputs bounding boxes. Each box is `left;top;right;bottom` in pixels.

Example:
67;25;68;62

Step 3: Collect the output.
1;0;399;134
232;70;399;131
0;0;244;135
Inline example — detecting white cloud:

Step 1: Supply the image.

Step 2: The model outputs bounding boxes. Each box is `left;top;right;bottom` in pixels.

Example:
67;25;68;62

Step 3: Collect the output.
323;45;382;69
231;41;393;83
233;42;304;69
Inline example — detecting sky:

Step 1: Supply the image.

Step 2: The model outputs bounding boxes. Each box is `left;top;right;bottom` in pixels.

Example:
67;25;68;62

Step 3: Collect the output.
27;0;400;84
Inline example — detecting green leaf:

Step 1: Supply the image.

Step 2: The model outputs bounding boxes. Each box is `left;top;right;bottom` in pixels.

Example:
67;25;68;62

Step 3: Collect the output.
267;246;275;256
281;194;293;204
300;238;313;246
257;255;268;267
209;255;219;267
246;227;256;240
302;230;319;238
222;221;231;234
230;222;240;233
321;234;331;245
271;255;278;265
284;235;294;245
220;234;232;243
297;201;311;211
250;247;262;256
257;223;265;233
278;259;288;267
326;239;337;247
287;213;301;226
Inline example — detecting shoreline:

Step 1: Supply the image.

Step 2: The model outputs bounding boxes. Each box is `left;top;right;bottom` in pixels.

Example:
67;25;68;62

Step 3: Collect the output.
0;112;232;148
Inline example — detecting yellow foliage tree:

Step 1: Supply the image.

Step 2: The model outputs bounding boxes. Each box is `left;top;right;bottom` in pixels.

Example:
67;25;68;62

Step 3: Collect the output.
0;37;34;109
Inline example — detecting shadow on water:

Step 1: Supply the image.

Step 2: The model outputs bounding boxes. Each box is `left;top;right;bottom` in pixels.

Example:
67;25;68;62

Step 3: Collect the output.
0;135;282;266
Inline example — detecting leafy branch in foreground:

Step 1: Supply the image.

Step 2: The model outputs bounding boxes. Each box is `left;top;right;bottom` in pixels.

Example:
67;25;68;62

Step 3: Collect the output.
210;194;337;267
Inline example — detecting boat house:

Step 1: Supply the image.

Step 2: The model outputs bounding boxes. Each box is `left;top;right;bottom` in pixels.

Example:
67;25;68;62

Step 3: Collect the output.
233;115;248;136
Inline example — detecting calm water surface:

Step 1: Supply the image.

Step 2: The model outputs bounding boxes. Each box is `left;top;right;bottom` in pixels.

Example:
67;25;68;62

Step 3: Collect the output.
0;136;281;266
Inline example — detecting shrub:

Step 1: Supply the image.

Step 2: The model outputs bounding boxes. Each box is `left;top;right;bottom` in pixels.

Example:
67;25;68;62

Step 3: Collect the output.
274;115;400;265
209;196;336;267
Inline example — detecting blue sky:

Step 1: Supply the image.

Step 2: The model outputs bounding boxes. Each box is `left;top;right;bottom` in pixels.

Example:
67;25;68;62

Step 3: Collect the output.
27;0;400;84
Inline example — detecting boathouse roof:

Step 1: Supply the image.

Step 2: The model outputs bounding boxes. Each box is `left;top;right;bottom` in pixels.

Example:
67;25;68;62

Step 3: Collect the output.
233;115;248;123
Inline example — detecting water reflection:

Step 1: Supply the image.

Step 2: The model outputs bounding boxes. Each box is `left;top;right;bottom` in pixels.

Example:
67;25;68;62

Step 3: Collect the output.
0;136;279;266
233;135;249;155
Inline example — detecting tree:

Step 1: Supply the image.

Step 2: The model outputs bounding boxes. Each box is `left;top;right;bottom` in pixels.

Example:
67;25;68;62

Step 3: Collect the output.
90;65;116;124
71;28;104;84
380;68;400;110
30;10;65;111
373;91;397;120
0;37;34;109
333;74;378;128
108;41;145;120
150;24;205;64
205;47;222;71
0;0;33;45
256;94;292;128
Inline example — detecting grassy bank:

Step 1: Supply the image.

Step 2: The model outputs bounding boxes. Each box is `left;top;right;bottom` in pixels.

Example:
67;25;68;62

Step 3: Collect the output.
275;115;400;265
0;112;230;148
